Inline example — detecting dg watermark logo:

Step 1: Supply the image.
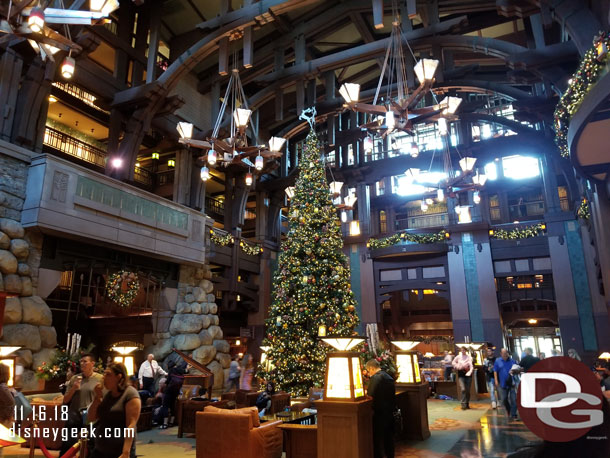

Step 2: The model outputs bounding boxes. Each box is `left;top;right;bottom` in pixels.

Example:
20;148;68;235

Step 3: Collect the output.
517;356;604;442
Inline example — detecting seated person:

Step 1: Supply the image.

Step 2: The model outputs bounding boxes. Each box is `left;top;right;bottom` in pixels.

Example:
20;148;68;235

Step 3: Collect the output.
191;386;209;402
255;382;276;415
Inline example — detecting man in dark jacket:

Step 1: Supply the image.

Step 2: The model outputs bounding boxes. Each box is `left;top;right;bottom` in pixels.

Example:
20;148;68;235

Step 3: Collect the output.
519;348;540;372
366;359;396;458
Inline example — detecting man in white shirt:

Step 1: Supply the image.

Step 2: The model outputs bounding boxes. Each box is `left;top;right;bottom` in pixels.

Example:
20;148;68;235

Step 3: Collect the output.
138;353;167;395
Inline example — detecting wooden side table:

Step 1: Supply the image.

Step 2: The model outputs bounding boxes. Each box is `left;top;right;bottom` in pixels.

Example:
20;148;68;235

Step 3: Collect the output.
396;384;430;440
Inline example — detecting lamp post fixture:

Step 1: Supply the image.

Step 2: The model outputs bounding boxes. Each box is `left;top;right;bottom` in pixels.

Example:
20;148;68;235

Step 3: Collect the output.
391;340;422;385
321;336;365;401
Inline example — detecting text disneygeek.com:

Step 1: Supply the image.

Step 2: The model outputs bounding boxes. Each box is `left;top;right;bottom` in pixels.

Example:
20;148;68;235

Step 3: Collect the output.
9;424;136;443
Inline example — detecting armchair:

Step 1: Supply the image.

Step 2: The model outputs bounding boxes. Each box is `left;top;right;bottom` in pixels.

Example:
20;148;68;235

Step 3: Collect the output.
196;406;283;458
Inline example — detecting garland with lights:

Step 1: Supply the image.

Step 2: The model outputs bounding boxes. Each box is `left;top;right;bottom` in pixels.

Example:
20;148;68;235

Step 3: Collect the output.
577;198;591;220
240;240;263;256
554;31;610;157
209;229;234;247
258;129;360;396
489;223;546;240
106;271;140;307
209;229;262;255
367;230;448;250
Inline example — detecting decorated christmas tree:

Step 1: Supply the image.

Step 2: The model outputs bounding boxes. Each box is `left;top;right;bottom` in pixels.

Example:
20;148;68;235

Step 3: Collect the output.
260;127;360;396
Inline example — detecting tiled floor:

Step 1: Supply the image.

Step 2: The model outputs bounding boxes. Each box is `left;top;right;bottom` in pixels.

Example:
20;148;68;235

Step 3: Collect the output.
4;398;541;458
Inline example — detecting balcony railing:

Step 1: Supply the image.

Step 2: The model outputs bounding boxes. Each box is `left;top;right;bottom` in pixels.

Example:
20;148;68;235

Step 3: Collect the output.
134;166;153;187
44;127;106;168
157;170;175;186
396;213;448;230
206;197;225;216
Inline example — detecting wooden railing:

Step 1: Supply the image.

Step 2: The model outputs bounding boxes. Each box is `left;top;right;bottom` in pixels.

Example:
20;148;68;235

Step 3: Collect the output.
43;127;106;168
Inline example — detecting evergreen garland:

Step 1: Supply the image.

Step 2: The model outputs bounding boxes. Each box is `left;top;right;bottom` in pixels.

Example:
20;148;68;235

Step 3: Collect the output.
554;31;610;157
367;230;448;250
489;223;546;240
577;198;591;220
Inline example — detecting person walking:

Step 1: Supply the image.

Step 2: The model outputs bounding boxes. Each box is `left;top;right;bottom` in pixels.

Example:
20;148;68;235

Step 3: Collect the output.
138;354;167;396
442;351;454;381
484;348;498;409
519;348;540;372
494;348;518;420
60;353;103;456
452;347;474;410
366;359;396;458
240;354;254;391
225;355;241;392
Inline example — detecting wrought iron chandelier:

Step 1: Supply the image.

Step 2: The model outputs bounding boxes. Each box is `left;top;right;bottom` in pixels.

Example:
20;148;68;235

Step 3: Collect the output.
177;68;286;185
1;0;119;77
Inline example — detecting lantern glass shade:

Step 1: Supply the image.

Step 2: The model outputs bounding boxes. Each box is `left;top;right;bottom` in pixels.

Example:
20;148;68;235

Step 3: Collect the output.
364;136;374;153
176;122;193;139
207;150;217;165
341;211;348;223
114;356;135;376
233;108;252;128
329;181;344;195
0;347;21;357
339;83;360;104
421;200;428;212
598;352;610;360
0;358;16;387
152;152;160;160
200;166;210;181
391;340;419;351
472;172;487;186
473;191;481;204
437;117;448;136
61;56;76;79
439;96;463;115
395;352;421;384
349;220;361;236
245;172;253;186
28;8;45;33
324;352;365;401
255;155;264;170
437;188;445;202
285;186;295;199
410;143;419;157
385;110;395;130
322;337;364;351
111;346;138;355
459;156;477;172
455;205;472;224
268;136;286;152
167;159;175;167
344;194;357;208
414;58;439;83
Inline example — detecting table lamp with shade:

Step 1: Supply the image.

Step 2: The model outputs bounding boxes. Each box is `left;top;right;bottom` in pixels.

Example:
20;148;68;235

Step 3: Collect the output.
0;346;21;387
599;352;610;361
321;336;365;401
391;340;421;385
111;342;142;376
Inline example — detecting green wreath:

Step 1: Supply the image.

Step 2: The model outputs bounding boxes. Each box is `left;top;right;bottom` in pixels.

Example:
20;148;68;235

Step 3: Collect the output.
106;271;140;307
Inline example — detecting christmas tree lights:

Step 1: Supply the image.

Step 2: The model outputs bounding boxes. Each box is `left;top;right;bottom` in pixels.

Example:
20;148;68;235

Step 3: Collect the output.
259;130;360;396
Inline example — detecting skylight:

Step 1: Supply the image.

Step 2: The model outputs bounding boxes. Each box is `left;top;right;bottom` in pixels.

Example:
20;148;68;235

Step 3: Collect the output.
502;155;540;179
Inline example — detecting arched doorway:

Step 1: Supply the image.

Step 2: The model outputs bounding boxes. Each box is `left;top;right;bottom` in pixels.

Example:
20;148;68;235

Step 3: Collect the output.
499;299;562;357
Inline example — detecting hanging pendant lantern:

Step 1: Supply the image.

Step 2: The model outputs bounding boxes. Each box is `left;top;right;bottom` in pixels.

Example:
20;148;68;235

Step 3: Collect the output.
421;200;429;212
28;8;45;33
437;188;445;202
207;149;217;165
61;56;76;79
410;142;419;157
245;172;253;186
473;191;481;205
200;166;210;181
255;155;264;171
385;110;395;131
364;136;374;153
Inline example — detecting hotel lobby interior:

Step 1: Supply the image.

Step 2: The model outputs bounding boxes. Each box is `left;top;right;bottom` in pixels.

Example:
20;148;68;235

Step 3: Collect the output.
0;0;609;457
